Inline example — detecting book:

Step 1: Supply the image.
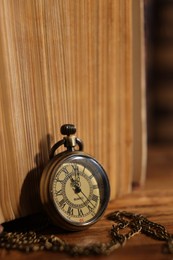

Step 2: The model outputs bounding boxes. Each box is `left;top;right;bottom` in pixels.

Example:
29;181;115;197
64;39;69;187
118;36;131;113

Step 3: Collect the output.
0;0;146;223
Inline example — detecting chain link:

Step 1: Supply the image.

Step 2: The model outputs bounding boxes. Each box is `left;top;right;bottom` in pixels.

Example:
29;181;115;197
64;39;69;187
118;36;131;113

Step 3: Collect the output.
0;211;173;256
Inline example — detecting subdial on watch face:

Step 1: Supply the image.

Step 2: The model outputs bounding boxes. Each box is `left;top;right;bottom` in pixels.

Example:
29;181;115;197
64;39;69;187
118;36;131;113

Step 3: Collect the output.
51;162;100;224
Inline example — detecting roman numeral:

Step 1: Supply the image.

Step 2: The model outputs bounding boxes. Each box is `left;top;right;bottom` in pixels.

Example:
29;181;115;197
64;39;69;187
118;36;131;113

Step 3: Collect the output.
55;175;65;183
92;194;98;203
72;164;78;171
62;167;69;175
59;199;66;208
88;204;94;212
55;189;63;196
67;206;73;216
78;209;84;217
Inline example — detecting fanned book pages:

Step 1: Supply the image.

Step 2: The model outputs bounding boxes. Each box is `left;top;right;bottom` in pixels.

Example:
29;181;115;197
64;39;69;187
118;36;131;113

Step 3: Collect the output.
132;0;147;188
0;0;146;223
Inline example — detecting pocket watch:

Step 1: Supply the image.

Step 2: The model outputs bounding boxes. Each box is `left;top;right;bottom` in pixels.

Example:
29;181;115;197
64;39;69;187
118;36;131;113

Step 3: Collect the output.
40;124;110;231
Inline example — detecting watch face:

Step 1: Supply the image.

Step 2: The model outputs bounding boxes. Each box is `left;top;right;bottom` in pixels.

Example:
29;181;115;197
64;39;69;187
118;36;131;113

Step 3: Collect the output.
49;154;110;227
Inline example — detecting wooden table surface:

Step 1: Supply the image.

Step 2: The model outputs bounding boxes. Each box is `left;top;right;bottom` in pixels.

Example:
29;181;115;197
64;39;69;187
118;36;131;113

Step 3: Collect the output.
1;146;173;260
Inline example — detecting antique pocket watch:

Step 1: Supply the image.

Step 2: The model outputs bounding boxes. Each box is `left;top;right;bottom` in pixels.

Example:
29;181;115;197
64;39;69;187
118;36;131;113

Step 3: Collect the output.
40;124;110;231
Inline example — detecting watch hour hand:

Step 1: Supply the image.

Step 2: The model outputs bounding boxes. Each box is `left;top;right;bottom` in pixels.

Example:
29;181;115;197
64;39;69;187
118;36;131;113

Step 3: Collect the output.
70;176;81;193
72;164;81;186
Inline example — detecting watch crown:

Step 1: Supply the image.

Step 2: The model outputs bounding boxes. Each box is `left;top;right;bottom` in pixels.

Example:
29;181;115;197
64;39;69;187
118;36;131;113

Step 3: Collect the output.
60;124;76;136
49;124;83;159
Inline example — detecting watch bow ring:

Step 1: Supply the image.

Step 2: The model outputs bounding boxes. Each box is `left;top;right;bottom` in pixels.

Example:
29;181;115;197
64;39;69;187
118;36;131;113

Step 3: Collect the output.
40;124;110;231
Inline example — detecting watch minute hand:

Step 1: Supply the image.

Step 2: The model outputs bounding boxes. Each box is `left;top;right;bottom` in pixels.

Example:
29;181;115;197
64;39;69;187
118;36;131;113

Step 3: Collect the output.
79;190;95;208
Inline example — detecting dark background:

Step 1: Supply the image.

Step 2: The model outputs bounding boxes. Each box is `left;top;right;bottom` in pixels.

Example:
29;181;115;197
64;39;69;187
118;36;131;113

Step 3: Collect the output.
145;0;173;145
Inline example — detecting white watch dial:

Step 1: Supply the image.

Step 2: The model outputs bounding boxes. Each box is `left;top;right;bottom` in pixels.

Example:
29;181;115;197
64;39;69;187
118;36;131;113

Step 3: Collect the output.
51;162;100;224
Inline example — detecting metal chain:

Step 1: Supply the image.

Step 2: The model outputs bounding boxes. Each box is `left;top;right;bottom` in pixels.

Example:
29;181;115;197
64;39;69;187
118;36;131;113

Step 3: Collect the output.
0;211;173;256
